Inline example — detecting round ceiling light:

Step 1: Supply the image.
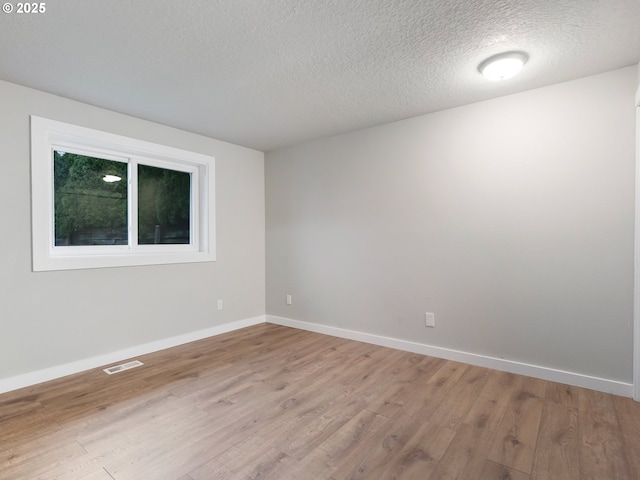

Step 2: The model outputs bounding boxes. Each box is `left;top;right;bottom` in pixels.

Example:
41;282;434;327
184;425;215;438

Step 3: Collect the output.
478;51;528;81
103;174;122;183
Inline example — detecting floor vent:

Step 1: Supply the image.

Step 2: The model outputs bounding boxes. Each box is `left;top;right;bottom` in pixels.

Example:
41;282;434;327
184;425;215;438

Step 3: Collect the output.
103;360;144;375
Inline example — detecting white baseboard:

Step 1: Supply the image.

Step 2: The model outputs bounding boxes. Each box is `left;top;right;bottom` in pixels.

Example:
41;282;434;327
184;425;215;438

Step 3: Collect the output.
267;315;634;398
2;313;633;399
0;315;266;395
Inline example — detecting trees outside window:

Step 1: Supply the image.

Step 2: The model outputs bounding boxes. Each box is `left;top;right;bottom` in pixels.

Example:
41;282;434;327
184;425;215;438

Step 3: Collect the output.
31;116;215;271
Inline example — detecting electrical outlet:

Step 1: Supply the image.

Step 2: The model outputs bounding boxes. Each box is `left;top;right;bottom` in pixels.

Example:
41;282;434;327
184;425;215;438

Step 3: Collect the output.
286;294;292;305
425;312;435;327
217;300;223;310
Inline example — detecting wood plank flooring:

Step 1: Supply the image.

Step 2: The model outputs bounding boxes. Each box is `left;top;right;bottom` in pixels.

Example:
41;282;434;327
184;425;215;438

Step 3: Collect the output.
1;323;639;480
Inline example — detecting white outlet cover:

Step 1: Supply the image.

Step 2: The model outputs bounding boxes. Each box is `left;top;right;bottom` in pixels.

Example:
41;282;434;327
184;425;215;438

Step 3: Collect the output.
425;312;435;327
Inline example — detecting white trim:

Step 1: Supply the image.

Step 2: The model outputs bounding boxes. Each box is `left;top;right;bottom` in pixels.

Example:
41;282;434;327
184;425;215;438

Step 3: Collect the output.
635;100;640;401
30;116;216;271
267;315;633;398
0;315;265;394
2;312;633;398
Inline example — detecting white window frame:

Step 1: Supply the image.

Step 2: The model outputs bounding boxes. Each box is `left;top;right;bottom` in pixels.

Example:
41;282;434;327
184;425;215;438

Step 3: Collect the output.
31;116;216;271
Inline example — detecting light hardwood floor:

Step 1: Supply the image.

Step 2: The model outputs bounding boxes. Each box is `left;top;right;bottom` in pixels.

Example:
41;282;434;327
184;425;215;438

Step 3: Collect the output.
1;324;639;480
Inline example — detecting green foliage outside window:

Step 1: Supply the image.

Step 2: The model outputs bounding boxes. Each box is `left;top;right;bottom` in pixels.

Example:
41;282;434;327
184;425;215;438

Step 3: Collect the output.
54;151;128;246
138;164;191;244
54;151;191;246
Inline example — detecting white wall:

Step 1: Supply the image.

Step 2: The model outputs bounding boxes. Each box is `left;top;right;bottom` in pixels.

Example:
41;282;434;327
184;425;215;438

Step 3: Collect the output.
266;66;637;384
0;80;265;381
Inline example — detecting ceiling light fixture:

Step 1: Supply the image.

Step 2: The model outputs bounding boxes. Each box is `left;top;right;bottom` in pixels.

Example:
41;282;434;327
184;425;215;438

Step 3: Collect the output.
103;174;122;183
478;51;528;81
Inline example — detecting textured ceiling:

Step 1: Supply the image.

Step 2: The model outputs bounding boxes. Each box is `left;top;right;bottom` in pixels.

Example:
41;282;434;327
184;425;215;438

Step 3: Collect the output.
1;0;639;151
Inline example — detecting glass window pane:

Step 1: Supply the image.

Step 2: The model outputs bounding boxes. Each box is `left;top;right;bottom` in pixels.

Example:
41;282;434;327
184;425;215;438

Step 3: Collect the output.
54;151;128;246
138;164;191;245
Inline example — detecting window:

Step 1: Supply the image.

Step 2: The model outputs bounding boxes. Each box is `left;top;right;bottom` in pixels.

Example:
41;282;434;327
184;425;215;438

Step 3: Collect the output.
31;116;215;271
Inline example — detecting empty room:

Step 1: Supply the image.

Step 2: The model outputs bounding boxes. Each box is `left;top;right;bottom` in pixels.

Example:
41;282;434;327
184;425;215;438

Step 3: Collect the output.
1;1;640;479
